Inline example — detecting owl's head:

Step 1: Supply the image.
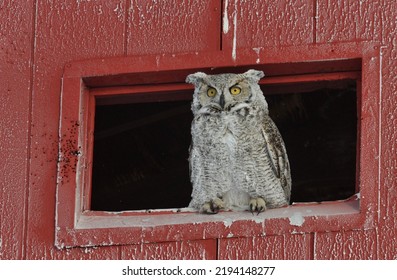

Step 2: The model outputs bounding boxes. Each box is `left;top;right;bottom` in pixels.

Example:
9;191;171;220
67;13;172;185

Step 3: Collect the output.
186;69;267;115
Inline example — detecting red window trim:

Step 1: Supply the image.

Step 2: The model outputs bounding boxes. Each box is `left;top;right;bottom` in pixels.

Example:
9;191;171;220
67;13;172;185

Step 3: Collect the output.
56;43;381;249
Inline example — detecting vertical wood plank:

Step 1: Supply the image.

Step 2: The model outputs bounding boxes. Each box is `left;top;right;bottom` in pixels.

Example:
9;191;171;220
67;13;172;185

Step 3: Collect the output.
378;0;397;259
26;0;126;259
284;234;313;260
222;0;314;53
219;234;313;260
127;0;222;55
121;240;217;260
316;0;381;43
379;0;397;219
378;217;397;259
314;230;378;259
218;236;284;260
0;0;35;260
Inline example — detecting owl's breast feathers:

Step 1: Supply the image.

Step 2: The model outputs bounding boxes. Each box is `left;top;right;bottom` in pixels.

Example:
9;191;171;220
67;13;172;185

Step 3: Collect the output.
196;104;291;204
187;70;291;210
193;103;262;140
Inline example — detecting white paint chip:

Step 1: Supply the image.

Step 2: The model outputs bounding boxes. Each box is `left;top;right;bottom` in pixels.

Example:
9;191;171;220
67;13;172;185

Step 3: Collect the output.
289;212;305;226
223;0;229;34
231;0;238;61
253;47;262;64
223;218;233;227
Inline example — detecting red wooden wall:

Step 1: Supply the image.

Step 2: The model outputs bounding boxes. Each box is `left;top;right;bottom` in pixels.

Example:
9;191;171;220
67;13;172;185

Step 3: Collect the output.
1;0;396;260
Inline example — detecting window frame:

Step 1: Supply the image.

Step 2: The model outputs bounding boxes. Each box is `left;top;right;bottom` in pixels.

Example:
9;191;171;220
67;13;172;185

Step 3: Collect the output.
55;43;381;249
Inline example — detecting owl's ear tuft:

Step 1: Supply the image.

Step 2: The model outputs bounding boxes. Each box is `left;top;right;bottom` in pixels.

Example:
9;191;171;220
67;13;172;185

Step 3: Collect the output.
243;69;265;82
186;72;207;86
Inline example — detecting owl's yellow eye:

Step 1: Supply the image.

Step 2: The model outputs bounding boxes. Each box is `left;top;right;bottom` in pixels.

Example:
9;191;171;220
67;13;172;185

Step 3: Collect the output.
230;86;241;95
207;87;217;97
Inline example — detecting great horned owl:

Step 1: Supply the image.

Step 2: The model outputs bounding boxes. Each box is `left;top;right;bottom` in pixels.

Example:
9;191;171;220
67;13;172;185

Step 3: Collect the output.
186;69;291;214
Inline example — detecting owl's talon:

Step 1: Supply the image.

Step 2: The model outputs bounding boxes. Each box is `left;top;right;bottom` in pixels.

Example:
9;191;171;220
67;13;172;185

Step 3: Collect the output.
200;198;225;214
250;204;255;215
256;206;264;215
210;203;219;214
249;197;267;215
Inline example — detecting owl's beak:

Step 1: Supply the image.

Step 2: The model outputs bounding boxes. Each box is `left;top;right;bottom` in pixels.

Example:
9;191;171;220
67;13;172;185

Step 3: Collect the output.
219;93;225;109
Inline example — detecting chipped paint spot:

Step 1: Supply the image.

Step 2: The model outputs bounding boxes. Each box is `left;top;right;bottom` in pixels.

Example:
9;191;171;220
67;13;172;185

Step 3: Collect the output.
231;0;238;61
113;2;124;21
156;55;160;67
223;0;229;34
289;212;305;226
223;218;233;227
253;47;262;64
251;215;264;224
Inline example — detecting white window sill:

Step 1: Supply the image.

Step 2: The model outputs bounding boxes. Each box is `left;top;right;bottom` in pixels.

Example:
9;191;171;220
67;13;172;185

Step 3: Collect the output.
76;198;360;230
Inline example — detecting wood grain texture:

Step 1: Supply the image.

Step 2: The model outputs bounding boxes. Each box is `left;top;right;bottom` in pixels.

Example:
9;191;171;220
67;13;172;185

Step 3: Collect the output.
378;0;397;259
0;0;35;260
219;234;312;260
314;230;378;259
121;240;217;260
378;217;397;259
127;0;221;55
284;234;313;260
379;0;397;218
222;0;314;51
316;0;381;43
219;236;284;260
53;247;120;260
26;0;126;259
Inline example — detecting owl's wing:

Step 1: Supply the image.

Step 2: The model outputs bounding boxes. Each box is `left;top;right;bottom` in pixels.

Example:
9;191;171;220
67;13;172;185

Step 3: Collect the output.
261;116;292;201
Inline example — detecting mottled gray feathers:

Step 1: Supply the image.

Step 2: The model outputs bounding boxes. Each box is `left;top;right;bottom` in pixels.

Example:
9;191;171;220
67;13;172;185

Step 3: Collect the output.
187;69;291;214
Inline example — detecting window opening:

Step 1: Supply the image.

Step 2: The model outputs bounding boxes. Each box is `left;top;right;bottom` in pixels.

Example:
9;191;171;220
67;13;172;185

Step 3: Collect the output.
265;81;357;203
90;79;357;211
56;44;381;248
91;99;193;211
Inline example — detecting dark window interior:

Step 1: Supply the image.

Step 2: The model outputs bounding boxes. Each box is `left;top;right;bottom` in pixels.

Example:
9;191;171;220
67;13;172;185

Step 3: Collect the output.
266;82;357;204
91;81;357;211
91;100;193;211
